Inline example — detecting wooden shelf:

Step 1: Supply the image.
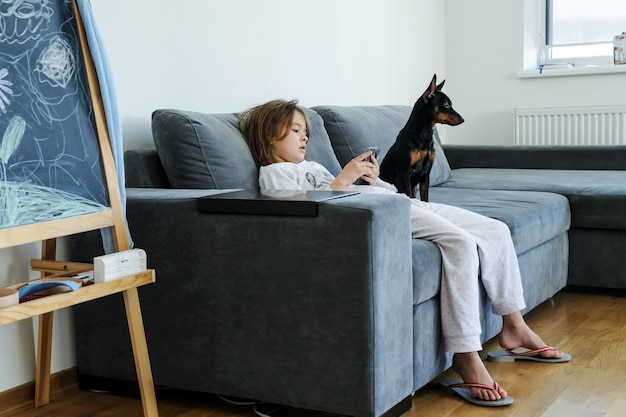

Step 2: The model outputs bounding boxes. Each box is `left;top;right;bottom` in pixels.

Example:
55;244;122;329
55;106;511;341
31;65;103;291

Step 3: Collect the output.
0;270;155;326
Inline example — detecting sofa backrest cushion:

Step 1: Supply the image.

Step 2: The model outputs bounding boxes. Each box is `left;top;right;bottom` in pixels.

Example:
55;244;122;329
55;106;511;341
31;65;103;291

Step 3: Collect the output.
312;105;453;186
152;109;256;189
151;107;342;189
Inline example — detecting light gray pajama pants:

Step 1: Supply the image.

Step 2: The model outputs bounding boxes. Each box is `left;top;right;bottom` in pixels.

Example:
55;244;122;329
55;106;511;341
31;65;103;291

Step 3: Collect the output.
409;199;527;353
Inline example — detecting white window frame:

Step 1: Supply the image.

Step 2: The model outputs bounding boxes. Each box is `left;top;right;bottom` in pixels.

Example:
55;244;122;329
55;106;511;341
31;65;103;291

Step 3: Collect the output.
541;0;615;67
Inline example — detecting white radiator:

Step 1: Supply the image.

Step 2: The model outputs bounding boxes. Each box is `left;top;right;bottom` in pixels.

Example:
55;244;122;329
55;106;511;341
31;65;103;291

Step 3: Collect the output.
514;106;626;146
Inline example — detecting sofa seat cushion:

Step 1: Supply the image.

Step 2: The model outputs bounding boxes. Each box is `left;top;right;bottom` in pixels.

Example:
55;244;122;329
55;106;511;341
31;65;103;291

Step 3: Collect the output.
151;108;342;190
429;187;570;256
409;187;569;306
440;168;626;229
312;105;453;186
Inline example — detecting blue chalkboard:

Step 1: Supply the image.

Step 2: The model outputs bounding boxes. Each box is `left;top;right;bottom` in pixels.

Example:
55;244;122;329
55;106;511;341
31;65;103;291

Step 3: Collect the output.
0;0;108;230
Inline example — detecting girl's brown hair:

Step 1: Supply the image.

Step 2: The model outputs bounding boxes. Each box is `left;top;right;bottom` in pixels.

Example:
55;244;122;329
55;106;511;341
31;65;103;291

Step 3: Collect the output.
238;99;311;167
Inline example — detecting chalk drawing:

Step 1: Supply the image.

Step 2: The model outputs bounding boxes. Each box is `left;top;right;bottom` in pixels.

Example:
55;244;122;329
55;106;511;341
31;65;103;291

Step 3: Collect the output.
0;68;12;113
0;0;109;230
0;0;54;45
35;35;75;88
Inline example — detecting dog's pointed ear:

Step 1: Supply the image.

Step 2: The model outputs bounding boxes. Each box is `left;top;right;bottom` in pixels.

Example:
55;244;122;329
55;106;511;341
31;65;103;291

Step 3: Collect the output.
422;74;438;102
437;80;445;90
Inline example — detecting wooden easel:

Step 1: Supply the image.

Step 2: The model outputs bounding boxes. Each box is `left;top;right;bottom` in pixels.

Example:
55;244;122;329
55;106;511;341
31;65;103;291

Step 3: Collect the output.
0;1;158;416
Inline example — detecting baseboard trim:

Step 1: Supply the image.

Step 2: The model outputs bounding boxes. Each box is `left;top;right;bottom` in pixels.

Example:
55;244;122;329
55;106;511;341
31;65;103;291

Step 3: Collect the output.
0;368;78;417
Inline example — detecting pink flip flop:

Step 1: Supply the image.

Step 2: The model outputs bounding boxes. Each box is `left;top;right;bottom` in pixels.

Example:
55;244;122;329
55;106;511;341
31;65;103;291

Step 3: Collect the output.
438;377;514;407
487;346;571;363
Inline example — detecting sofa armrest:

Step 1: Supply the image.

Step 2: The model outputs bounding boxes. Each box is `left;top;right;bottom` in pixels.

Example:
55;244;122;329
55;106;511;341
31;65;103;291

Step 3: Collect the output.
73;188;413;416
443;145;626;170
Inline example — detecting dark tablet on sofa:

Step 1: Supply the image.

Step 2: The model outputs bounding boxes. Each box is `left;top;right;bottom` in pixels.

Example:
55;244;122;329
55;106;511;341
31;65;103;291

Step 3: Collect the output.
197;189;359;217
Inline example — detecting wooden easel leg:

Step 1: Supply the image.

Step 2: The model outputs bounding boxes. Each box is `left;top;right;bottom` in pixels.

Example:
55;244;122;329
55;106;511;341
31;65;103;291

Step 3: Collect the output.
123;287;159;417
34;312;53;407
34;238;57;407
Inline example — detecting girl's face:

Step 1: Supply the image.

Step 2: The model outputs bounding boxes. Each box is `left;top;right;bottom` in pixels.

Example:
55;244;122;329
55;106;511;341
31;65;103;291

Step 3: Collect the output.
271;111;308;163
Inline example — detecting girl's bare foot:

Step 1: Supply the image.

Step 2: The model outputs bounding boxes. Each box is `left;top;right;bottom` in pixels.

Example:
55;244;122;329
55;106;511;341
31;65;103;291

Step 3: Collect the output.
452;352;507;401
499;312;564;359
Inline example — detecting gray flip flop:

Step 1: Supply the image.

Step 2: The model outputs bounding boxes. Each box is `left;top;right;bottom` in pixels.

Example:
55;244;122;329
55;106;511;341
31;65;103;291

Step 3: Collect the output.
487;346;571;363
438;377;514;407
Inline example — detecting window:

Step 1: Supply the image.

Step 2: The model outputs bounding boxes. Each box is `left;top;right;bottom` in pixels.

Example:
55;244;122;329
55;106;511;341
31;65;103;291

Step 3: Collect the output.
543;0;626;66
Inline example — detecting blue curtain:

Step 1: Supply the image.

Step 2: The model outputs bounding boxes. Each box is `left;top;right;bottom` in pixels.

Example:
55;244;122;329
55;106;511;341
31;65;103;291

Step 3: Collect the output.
77;0;133;252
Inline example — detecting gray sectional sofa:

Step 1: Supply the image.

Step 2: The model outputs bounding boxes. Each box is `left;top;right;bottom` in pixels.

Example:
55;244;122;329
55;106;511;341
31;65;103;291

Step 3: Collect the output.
70;104;626;417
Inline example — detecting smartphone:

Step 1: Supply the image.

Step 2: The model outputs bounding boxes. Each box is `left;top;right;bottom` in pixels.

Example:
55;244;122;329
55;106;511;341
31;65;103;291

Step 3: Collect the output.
354;146;380;185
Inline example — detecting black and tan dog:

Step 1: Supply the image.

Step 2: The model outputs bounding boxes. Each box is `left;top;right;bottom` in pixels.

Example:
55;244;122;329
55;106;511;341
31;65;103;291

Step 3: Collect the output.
380;74;464;201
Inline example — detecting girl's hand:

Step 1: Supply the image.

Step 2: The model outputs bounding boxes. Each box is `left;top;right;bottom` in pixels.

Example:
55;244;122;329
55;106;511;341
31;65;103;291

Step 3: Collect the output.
330;150;380;190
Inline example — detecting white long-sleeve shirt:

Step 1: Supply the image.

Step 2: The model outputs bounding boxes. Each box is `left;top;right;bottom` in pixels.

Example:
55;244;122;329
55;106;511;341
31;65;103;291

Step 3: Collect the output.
259;160;398;194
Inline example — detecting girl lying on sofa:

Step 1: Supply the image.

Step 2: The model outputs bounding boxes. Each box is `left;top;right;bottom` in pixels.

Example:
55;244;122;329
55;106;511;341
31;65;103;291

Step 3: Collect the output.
238;99;570;407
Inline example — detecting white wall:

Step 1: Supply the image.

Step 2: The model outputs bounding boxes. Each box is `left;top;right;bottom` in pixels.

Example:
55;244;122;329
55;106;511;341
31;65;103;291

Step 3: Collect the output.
0;0;444;393
444;0;626;146
94;0;446;150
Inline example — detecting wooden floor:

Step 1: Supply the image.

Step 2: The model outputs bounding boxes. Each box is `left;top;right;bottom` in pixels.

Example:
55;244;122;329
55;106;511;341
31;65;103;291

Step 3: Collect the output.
8;288;626;417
